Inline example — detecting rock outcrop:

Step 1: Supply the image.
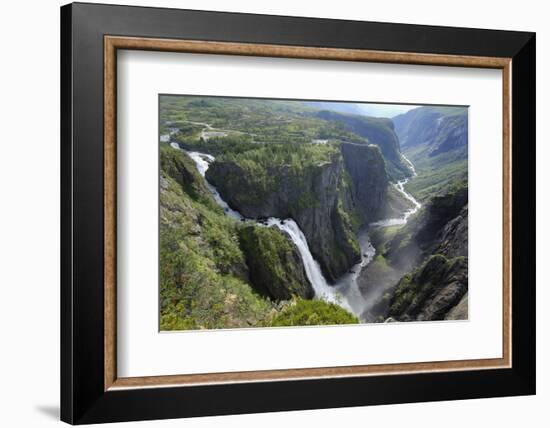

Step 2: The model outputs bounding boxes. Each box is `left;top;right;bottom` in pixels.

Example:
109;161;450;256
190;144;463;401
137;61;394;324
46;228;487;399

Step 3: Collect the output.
315;110;410;178
393;106;468;156
380;184;469;321
445;293;468;320
340;142;389;223
385;184;468;272
388;254;468;321
206;142;398;282
207;150;362;282
238;225;313;301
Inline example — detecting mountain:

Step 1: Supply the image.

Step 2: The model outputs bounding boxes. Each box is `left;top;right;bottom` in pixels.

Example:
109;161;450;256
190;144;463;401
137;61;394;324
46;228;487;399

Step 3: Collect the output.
158;96;469;329
306;101;365;116
306;101;419;118
392;106;468;202
361;182;468;322
313;110;411;179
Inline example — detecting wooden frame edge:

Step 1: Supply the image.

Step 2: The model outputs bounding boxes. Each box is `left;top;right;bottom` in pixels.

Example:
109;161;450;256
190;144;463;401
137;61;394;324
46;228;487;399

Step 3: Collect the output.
103;35;512;391
502;61;513;369
104;36;117;390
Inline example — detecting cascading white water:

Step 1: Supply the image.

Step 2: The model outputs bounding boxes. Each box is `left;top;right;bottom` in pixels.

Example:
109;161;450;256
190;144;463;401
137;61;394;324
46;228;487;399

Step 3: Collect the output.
264;218;348;308
173;143;243;220
167;139;420;321
169;143;358;312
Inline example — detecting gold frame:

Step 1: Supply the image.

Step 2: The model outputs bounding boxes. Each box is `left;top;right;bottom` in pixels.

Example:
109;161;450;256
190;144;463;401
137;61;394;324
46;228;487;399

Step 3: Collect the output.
104;36;512;391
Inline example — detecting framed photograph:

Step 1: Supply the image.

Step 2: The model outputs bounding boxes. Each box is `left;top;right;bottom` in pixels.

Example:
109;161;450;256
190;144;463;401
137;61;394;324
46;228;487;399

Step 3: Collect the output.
60;2;535;424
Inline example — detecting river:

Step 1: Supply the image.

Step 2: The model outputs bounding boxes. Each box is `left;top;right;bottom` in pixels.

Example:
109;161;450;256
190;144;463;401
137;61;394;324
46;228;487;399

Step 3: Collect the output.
167;139;421;321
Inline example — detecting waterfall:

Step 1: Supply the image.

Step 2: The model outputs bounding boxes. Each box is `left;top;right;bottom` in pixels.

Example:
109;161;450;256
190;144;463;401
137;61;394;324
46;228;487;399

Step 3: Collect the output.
176;144;243;221
264;218;346;307
167;142;420;321
170;143;354;311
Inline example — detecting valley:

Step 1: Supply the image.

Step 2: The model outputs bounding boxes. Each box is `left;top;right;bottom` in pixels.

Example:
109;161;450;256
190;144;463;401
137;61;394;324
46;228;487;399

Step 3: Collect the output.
159;96;469;330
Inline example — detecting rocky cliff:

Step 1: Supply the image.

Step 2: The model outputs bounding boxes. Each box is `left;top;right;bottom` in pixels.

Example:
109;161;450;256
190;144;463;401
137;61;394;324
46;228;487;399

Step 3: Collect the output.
340;142;389;223
238;225;313;301
388;254;468;321
382;184;469;321
159;146;316;329
393;106;468;155
315;110;410;178
206;148;362;282
392;106;468;202
386;183;468;271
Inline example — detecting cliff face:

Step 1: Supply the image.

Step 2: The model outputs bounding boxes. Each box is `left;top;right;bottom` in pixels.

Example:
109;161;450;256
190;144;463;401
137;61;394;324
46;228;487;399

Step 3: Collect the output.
340;142;389;223
315;110;409;178
383;185;469;321
386;185;468;271
393;106;468;155
159;146;316;330
388;254;468;321
207;150;362;282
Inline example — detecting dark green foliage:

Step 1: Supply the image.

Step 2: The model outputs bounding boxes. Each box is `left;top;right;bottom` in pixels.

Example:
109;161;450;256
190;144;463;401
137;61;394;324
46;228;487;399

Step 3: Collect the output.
159;95;469;329
388;255;468;321
159;171;275;330
206;143;362;282
268;299;358;327
238;225;313;301
174;133;256;156
161;95;369;146
207;143;337;208
160;145;220;211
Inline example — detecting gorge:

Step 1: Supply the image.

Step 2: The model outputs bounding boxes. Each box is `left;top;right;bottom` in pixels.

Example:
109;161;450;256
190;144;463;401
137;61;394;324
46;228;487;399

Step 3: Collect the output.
159;96;469;330
169;138;420;321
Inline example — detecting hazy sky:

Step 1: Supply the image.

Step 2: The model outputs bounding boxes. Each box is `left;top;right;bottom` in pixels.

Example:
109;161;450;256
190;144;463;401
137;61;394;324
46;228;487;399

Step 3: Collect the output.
313;101;419;118
305;101;421;118
355;103;420;118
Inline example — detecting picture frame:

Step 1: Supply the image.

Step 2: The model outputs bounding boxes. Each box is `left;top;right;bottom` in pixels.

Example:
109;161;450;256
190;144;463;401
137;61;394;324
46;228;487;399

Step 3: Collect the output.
60;2;535;424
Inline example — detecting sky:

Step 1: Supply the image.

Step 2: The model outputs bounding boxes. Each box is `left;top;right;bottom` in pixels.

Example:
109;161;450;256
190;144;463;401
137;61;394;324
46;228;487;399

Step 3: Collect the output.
354;103;420;118
305;101;420;118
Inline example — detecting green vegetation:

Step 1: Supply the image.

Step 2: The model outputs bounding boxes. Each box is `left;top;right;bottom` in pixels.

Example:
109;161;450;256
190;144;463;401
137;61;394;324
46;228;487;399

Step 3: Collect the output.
268;298;358;327
159;96;469;329
315;109;410;179
388;254;467;319
160;144;220;212
219;141;338;169
159;146;356;330
161;95;371;146
206;143;340;212
160;166;274;330
404;146;467;202
174;133;256;156
394;106;468;202
369;225;402;254
238;225;312;300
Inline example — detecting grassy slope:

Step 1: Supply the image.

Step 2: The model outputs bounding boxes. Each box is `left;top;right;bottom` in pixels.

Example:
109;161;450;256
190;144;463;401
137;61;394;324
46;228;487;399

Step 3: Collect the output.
403;143;467;203
162;95;369;146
